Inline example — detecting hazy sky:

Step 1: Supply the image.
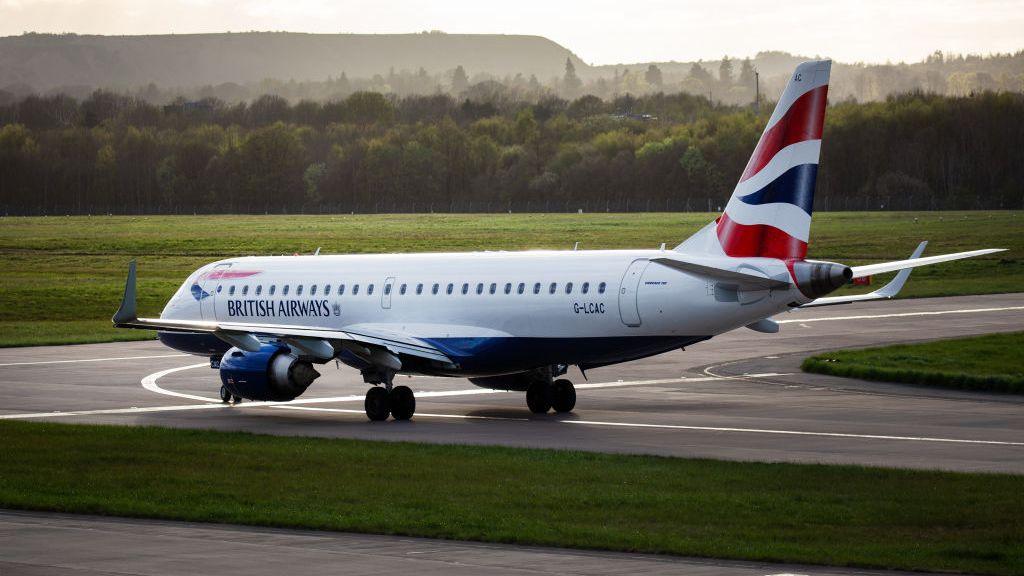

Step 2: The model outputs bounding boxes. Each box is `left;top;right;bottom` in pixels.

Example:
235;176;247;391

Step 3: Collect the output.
1;0;1022;65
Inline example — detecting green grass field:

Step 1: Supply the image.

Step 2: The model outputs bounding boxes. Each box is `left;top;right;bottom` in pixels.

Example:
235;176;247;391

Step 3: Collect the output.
0;211;1020;347
803;332;1024;393
1;420;1021;575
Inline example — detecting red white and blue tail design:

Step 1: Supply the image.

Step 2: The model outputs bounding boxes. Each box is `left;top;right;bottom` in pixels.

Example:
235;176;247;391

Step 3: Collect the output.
679;60;830;260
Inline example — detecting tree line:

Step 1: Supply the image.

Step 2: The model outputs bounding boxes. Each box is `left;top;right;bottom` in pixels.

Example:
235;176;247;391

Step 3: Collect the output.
0;88;1021;215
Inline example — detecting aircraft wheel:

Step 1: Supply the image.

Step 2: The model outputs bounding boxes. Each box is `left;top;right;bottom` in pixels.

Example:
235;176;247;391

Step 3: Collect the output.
219;385;232;404
365;386;391;421
526;381;552;414
551;379;576;413
390;385;416;421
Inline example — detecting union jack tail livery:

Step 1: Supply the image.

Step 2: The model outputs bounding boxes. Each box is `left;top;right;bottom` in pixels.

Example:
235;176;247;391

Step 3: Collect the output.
680;60;831;260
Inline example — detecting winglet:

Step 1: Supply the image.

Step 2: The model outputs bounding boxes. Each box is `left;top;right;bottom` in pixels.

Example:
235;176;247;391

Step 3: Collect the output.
873;240;927;298
112;260;138;325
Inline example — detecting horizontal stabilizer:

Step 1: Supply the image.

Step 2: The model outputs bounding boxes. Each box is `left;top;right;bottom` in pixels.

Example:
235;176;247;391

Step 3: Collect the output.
651;257;790;290
800;241;927;308
851;248;1005;278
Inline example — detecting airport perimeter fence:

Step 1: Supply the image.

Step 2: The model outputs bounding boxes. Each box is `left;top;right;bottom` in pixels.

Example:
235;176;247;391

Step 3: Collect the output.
3;193;1020;216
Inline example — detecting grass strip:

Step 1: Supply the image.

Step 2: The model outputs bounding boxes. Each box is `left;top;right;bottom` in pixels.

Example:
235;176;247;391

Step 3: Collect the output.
802;332;1024;394
0;211;1020;347
1;420;1021;574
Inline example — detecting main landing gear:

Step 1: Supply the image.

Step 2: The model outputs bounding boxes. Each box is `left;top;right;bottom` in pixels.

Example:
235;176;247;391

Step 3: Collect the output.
364;385;416;421
362;367;416;421
526;378;576;414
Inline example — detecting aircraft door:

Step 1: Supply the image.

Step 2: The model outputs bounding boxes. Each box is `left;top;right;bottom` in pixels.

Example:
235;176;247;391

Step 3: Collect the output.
618;259;648;327
382;277;395;309
199;263;231;320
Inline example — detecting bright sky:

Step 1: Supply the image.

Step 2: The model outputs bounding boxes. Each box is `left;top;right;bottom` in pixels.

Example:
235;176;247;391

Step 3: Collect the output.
1;0;1022;65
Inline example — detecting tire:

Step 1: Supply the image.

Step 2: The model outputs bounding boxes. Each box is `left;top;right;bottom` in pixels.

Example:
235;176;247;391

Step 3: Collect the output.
219;385;232;404
365;386;391;421
526;381;552;414
231;394;243;404
551;379;576;413
390;385;416;421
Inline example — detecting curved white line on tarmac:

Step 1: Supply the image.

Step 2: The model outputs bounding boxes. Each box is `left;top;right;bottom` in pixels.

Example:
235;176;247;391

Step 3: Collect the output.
141;363;220;402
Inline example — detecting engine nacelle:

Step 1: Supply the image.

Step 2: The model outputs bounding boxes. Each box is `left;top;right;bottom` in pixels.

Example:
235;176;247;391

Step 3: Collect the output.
790;260;853;298
219;343;320;401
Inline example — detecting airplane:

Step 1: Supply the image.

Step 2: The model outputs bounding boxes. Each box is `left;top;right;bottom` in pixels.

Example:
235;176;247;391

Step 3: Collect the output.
113;60;1004;421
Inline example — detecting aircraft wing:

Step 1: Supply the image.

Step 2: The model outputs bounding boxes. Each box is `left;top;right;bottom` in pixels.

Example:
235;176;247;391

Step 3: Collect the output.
112;261;455;367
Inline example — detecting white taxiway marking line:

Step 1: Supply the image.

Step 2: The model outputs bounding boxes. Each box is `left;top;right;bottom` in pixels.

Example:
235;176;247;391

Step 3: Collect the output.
0;353;188;367
141;363;216;402
564;420;1024;446
777;305;1024;324
274;405;529;421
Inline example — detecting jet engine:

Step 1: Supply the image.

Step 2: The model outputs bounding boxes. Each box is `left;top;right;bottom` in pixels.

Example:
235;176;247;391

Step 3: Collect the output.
790;260;853;298
219;343;320;401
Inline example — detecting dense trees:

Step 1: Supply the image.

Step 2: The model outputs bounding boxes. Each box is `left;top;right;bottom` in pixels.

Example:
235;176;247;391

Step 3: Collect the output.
0;89;1021;214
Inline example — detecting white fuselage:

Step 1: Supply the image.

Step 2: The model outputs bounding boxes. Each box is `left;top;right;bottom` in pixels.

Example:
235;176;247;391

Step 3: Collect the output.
160;249;802;376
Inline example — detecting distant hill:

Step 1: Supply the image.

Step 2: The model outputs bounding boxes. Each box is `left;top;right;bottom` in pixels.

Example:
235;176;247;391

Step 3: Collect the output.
0;32;588;92
0;32;1020;104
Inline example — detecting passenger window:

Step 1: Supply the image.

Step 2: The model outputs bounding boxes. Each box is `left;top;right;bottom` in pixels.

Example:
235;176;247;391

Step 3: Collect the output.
338;284;345;295
517;282;525;294
353;284;360;295
296;285;304;296
283;285;290;295
549;282;557;294
269;285;276;295
256;285;263;296
310;285;317;296
462;283;469;295
533;282;541;294
489;283;497;294
242;285;249;295
598;282;606;294
416;283;423;295
504;282;512;294
566;282;573;294
384;284;392;296
476;283;483;295
229;285;236;295
399;284;407;295
446;283;454;295
217;285;222;293
324;284;331;294
368;284;375;295
432;283;439;295
581;282;589;294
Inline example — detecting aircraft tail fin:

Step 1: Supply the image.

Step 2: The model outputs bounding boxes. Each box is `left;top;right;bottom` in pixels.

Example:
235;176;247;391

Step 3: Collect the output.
677;60;831;259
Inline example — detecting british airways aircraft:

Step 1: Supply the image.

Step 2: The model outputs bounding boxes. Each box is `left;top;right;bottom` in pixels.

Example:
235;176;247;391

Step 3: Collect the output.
113;60;1003;421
